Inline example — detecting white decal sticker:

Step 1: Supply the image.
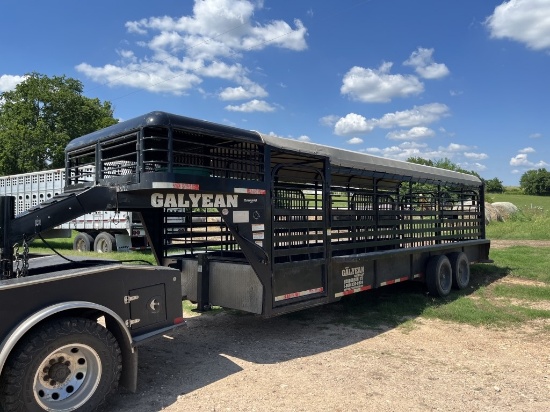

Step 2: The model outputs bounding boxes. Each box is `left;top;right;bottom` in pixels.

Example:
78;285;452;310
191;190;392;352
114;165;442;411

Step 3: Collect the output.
233;210;249;223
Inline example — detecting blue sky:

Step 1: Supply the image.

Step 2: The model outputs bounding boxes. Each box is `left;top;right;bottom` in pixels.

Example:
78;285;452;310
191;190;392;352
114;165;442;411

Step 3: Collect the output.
1;0;549;185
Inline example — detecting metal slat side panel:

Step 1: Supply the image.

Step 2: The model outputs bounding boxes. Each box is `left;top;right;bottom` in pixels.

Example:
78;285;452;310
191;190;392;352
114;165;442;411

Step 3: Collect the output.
0;169;64;215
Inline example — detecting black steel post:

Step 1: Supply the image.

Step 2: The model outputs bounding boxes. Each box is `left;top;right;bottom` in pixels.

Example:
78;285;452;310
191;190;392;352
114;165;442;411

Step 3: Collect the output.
0;196;14;278
196;253;210;312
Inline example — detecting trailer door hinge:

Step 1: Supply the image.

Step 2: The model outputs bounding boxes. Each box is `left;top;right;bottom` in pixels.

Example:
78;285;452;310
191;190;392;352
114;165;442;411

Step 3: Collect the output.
125;318;141;327
124;295;139;304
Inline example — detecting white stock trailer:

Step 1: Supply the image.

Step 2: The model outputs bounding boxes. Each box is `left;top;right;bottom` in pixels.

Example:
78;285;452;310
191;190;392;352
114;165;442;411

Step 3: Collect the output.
0;168;146;252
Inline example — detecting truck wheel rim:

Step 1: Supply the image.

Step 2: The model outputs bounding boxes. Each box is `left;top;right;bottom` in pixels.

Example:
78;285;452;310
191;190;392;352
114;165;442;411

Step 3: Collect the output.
440;262;452;292
458;259;469;285
96;239;108;253
75;239;87;252
33;343;102;411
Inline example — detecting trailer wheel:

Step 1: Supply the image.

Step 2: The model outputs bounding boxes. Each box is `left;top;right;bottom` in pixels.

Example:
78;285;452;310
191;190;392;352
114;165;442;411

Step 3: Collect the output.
94;232;116;253
449;252;470;290
73;233;94;252
426;255;453;297
0;318;121;412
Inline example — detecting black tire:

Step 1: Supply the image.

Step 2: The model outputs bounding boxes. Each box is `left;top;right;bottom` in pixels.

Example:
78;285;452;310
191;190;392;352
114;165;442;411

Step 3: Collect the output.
449;252;470;290
0;318;121;412
426;255;453;297
73;232;94;252
94;232;116;253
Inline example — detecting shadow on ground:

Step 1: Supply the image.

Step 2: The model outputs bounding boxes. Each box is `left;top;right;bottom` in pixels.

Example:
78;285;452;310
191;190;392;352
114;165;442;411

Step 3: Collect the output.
103;262;509;411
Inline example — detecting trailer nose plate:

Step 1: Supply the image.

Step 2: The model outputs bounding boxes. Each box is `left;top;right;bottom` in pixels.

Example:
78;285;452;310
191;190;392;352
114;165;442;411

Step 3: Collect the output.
128;284;167;329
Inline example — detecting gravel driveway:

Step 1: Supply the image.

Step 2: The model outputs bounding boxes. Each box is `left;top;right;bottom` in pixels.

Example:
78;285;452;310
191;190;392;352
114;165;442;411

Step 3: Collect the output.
102;298;550;412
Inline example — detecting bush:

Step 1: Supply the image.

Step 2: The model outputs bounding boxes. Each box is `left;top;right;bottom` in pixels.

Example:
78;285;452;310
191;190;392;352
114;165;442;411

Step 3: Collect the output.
520;169;550;196
485;177;504;193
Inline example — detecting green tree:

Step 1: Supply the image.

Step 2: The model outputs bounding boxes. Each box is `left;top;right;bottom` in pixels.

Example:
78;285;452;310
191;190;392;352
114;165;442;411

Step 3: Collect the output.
0;72;117;175
485;177;504;193
520;168;550;196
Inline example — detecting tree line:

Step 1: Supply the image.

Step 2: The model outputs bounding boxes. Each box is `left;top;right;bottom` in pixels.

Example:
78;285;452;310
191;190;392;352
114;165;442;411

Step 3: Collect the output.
1;73;548;195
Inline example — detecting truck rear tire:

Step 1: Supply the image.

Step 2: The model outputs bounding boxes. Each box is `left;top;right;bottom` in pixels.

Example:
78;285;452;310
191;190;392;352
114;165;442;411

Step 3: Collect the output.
449;252;470;290
94;232;116;253
426;255;452;297
0;317;121;412
73;233;94;252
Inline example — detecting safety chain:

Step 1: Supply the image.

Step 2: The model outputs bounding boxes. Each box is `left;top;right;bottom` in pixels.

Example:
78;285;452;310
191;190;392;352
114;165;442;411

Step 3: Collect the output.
14;238;30;278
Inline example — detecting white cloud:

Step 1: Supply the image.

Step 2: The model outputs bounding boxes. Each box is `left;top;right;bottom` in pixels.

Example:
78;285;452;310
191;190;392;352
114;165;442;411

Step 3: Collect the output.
341;62;424;103
333;103;450;137
386;126;435;140
225;99;276;112
347;137;363;145
319;115;340;127
362;142;488;171
377;103;450;128
443;143;470;152
464;152;489;160
76;61;203;95
334;113;375;136
510;153;531;166
77;0;307;101
219;84;268;100
403;47;450;79
486;0;550;51
297;135;311;142
529;132;542;138
363;141;430;161
510;152;548;168
461;162;487;172
0;74;27;92
519;147;535;153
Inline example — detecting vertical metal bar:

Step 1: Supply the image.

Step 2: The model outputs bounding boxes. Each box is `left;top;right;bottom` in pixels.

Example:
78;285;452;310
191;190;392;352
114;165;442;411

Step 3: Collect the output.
435;184;442;244
138;127;144;180
373;178;379;248
480;181;486;239
95;142;102;182
324;157;332;298
167;126;173;173
197;253;211;312
0;196;14;278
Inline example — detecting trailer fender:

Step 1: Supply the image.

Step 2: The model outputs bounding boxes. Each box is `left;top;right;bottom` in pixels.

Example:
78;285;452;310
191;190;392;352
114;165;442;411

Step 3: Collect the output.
0;301;136;390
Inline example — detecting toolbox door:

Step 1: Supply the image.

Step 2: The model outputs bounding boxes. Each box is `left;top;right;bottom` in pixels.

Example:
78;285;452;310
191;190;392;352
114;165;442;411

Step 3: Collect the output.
127;283;167;329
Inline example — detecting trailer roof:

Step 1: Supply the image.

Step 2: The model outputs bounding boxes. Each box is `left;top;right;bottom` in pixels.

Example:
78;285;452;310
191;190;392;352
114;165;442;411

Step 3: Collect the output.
260;133;482;187
66;111;481;187
65;111;263;152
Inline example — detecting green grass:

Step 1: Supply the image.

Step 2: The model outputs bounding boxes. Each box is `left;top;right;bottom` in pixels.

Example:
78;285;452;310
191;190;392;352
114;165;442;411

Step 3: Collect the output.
29;236;157;265
494;284;550;301
488;247;550;284
486;193;550;240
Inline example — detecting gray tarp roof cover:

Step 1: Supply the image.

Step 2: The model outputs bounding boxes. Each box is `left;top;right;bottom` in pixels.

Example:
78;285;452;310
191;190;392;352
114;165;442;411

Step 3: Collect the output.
260;133;481;187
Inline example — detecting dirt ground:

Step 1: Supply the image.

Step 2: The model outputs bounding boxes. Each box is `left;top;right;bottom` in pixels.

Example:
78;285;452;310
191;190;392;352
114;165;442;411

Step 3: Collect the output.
101;239;550;412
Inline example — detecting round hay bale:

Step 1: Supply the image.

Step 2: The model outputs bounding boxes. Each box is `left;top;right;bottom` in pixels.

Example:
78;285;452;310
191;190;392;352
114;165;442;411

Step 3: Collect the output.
485;202;500;224
491;202;519;221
